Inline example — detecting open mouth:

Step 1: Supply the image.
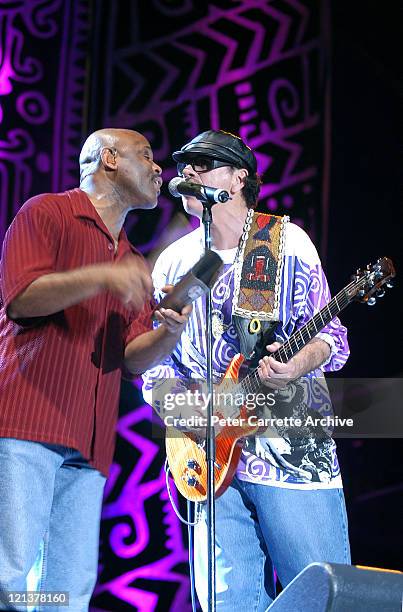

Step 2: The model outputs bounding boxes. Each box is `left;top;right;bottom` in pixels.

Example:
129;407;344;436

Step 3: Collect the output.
153;177;163;189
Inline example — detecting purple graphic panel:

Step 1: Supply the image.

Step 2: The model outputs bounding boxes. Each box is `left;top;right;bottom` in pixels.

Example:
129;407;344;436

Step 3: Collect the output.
0;0;90;243
90;0;330;257
89;1;330;610
94;398;190;611
0;2;330;610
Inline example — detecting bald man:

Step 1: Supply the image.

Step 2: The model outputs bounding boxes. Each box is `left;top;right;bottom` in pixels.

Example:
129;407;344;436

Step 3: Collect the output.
0;129;190;610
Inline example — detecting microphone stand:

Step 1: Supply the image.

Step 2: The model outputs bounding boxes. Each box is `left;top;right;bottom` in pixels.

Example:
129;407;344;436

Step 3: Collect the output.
201;197;216;612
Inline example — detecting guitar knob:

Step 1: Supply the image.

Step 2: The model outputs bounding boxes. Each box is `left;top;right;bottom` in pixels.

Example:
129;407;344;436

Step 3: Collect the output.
376;289;385;298
386;281;394;289
367;297;376;306
187;476;198;487
187;459;199;470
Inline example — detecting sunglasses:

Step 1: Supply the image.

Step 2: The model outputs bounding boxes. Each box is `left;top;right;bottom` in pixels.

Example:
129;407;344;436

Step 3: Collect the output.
177;157;232;177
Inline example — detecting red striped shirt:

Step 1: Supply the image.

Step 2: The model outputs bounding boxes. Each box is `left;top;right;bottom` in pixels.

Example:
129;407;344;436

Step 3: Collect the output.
0;188;152;476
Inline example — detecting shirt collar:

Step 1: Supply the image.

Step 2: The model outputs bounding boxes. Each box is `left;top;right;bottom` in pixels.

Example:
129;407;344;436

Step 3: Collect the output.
69;188;121;244
70;188;106;223
69;188;141;256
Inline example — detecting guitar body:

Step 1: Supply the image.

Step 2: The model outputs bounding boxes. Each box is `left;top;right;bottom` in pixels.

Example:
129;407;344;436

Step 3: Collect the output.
165;354;259;502
165;424;244;502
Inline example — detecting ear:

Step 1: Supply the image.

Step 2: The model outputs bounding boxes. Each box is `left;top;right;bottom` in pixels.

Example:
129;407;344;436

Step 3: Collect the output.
230;168;248;194
100;147;118;171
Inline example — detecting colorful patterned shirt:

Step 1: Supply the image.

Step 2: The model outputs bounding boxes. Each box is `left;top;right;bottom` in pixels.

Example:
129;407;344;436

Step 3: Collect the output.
142;220;349;489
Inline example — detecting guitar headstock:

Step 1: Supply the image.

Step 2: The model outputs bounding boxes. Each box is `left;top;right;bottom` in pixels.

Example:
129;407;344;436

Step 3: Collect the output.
348;257;396;305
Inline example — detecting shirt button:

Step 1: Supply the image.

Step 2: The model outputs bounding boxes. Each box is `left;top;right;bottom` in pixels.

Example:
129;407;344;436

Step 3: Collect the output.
108;244;114;251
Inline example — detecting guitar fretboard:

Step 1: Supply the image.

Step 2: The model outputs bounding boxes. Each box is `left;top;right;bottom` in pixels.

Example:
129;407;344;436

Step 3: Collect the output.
240;275;365;396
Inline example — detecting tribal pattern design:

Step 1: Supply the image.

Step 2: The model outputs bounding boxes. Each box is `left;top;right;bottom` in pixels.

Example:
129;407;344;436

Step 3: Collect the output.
0;2;329;609
0;0;90;243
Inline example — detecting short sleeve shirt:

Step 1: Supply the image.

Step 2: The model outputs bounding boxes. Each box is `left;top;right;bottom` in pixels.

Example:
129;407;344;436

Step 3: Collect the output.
0;188;152;476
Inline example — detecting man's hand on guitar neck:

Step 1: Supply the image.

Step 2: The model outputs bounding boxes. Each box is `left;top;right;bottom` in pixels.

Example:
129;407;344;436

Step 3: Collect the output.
258;338;331;389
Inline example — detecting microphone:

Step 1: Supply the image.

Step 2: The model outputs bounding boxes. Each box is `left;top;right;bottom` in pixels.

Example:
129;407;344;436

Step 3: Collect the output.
153;250;223;317
168;177;230;204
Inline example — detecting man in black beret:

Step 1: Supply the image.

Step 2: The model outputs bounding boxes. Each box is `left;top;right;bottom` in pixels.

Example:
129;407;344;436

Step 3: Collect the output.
143;129;351;610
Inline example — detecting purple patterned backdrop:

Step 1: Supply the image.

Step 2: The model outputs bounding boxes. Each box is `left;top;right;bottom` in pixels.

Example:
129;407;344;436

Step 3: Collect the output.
88;1;331;610
0;0;89;244
92;380;191;611
0;1;331;610
89;0;331;257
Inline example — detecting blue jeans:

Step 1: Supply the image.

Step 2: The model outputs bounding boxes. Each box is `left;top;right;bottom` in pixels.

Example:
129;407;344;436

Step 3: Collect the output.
194;477;351;611
0;438;106;612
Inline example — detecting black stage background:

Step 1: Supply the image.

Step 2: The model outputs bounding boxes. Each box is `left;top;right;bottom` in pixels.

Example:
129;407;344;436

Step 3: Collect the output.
326;0;402;573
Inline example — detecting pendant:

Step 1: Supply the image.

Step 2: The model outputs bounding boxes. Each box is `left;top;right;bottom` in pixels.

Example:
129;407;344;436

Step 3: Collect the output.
248;318;261;334
212;311;225;339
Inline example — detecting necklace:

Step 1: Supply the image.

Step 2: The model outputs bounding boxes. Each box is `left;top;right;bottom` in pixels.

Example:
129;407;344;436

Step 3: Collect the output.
211;208;254;340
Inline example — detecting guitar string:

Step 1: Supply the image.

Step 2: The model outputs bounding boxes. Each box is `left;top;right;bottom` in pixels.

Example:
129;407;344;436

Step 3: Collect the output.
240;272;374;394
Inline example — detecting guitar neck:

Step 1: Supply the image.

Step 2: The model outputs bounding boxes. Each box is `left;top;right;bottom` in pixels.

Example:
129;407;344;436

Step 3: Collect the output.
274;286;351;363
241;280;357;395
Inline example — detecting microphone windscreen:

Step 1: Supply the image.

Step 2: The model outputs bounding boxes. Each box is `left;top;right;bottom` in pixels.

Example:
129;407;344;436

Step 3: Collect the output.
168;177;182;197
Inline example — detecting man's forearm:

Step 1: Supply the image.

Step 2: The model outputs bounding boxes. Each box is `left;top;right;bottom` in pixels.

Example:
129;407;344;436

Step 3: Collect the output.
7;265;109;319
294;337;331;377
8;254;152;320
124;326;182;375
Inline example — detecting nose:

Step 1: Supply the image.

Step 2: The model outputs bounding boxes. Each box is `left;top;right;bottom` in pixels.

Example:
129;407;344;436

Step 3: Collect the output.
181;164;197;179
153;161;162;175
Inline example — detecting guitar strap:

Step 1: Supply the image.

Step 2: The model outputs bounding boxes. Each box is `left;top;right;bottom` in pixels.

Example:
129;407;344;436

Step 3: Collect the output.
232;315;277;362
178;212;288;376
232;211;288;359
232;213;335;483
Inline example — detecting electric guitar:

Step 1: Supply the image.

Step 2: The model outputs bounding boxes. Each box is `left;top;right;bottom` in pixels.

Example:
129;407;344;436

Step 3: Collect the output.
165;257;395;502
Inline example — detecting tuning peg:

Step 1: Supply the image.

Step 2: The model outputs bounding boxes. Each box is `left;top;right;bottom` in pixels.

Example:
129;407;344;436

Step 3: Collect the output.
386;280;394;289
367;297;376;306
376;289;385;298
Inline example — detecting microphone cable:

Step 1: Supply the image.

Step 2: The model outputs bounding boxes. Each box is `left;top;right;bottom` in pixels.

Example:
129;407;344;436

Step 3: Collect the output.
164;459;201;612
187;499;200;612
